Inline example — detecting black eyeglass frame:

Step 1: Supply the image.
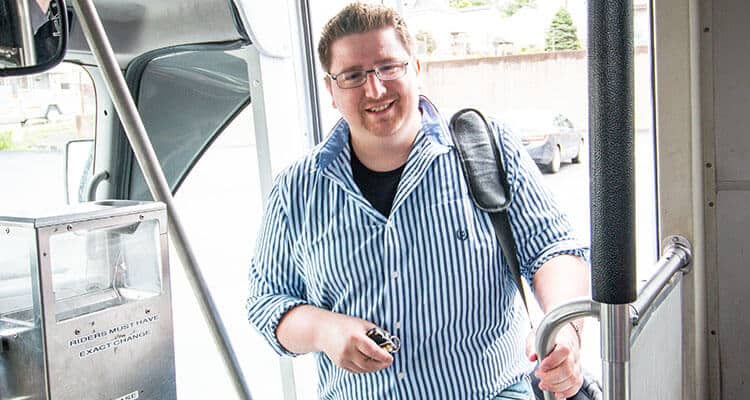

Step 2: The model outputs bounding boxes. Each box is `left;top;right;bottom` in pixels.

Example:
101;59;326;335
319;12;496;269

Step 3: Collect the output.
327;61;410;89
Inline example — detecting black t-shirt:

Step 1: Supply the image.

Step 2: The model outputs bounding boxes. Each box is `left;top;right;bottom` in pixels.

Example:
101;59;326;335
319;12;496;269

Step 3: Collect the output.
350;146;405;218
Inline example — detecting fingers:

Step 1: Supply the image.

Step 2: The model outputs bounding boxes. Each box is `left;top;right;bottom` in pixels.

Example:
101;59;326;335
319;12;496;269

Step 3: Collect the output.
536;364;582;395
539;343;577;371
345;350;393;373
342;357;374;374
355;324;395;372
536;368;583;398
536;340;582;396
333;327;394;374
551;374;584;398
318;313;397;374
527;322;580;363
342;349;393;373
358;339;393;364
538;327;580;370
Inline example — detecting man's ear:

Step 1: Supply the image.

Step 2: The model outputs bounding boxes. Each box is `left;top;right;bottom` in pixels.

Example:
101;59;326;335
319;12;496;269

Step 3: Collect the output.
324;77;337;109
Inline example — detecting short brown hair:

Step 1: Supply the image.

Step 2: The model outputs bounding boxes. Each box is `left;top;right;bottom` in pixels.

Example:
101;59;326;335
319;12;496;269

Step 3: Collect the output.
317;3;413;73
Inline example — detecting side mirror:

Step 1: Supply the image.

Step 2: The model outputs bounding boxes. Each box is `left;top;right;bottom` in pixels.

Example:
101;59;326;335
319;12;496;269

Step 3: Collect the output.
0;0;68;76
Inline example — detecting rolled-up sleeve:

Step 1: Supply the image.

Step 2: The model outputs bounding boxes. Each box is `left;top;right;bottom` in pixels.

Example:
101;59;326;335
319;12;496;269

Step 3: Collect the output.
491;120;589;283
247;177;308;357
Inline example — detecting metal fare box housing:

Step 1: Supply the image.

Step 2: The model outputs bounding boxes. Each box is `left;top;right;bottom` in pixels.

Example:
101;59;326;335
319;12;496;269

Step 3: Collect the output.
0;200;175;400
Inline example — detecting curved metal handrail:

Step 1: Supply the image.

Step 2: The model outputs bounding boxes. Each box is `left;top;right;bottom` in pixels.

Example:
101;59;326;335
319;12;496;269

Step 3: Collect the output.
535;236;692;400
630;235;692;325
535;299;601;400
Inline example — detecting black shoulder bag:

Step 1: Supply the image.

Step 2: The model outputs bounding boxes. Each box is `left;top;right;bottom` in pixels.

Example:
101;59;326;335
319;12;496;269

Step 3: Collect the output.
448;109;602;400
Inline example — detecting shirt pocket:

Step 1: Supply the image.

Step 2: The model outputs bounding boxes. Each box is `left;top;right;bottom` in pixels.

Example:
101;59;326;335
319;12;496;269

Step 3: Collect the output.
419;198;504;294
426;197;498;259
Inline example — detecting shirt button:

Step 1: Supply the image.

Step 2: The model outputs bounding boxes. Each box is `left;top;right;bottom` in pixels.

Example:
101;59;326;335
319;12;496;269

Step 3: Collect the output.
391;271;399;280
394;321;401;329
398;372;405;380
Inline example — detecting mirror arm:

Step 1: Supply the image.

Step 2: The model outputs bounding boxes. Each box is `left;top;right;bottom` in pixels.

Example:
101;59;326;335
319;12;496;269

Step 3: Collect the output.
12;0;37;65
85;170;110;201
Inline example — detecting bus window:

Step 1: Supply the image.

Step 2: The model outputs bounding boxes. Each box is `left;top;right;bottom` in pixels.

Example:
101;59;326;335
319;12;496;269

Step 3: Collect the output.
170;104;299;399
399;0;656;276
304;0;658;391
0;62;96;212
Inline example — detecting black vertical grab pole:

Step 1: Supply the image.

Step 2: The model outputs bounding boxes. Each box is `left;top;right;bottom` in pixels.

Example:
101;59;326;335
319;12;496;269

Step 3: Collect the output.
589;0;635;399
590;0;636;303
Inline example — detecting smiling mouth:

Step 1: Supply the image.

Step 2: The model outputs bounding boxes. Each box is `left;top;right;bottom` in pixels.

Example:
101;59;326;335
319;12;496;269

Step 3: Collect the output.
366;100;395;113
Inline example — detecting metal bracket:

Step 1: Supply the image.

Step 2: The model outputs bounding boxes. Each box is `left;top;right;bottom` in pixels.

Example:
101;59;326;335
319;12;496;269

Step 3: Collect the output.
662;235;692;273
85;170;110;201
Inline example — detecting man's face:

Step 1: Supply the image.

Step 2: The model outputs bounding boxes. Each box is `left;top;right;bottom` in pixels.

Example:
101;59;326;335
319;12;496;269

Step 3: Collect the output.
325;27;421;143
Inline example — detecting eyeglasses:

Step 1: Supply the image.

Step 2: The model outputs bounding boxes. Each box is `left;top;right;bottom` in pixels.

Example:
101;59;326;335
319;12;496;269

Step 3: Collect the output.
327;61;409;89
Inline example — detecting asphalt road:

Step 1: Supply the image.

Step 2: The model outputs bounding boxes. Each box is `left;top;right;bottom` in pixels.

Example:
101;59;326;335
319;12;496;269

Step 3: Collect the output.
0;150;66;212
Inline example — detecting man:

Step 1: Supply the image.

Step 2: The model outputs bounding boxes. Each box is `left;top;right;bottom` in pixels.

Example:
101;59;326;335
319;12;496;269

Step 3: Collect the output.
247;3;589;399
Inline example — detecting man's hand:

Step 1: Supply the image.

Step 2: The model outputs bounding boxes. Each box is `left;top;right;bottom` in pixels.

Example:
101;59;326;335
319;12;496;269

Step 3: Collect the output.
526;324;583;399
317;312;394;373
276;305;393;374
530;254;590;398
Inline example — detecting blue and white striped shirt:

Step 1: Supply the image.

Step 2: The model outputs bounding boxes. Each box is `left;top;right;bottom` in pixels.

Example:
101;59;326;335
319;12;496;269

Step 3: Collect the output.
247;96;587;399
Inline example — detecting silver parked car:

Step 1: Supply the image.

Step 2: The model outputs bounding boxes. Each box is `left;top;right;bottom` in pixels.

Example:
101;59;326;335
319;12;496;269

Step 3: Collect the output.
503;113;585;173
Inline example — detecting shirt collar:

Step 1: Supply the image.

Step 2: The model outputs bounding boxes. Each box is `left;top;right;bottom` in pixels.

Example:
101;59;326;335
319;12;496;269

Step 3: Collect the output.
315;95;454;172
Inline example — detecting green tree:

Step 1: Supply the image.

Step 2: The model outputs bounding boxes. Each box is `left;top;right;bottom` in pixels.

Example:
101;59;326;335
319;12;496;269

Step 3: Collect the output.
415;30;437;55
545;8;582;51
500;0;536;17
0;131;12;151
449;0;491;9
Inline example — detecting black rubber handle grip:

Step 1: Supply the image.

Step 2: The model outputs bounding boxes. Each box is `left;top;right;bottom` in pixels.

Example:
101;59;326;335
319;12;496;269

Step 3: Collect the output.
589;0;637;304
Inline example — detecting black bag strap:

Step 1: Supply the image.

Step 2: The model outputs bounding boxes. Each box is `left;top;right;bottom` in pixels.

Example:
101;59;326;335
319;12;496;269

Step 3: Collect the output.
448;109;530;315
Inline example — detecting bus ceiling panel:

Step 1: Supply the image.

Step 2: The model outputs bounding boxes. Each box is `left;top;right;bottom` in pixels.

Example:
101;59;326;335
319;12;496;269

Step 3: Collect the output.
65;0;247;68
